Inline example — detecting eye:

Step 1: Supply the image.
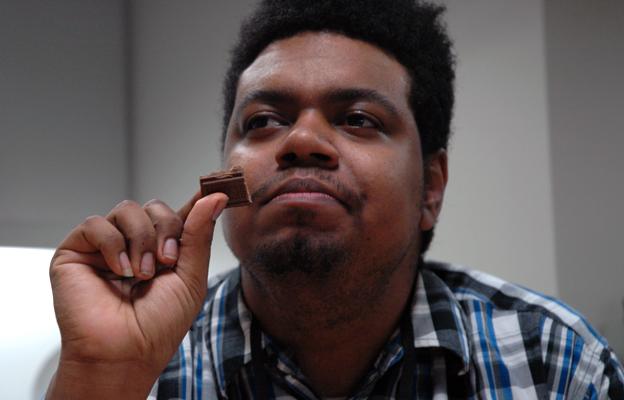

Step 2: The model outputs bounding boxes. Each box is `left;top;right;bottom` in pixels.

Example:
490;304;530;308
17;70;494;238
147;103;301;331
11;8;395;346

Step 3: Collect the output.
244;114;288;132
337;111;385;136
344;113;378;128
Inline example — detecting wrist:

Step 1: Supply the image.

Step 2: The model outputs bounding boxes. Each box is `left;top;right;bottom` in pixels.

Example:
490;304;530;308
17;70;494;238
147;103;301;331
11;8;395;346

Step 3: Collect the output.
46;358;159;400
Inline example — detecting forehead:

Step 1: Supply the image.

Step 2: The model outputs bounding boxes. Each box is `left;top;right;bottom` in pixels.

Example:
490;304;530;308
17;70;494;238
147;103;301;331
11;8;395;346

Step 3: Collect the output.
236;32;411;103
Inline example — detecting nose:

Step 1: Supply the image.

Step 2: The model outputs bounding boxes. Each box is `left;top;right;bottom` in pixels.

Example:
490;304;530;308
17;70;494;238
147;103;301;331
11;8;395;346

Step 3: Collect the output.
275;111;339;170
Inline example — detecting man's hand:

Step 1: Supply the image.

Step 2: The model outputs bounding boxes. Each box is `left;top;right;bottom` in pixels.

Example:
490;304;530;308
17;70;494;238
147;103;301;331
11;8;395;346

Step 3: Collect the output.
46;192;228;399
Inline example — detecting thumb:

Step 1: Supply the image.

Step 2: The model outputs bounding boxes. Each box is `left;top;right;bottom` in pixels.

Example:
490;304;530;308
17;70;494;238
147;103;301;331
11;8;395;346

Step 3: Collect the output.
175;192;229;301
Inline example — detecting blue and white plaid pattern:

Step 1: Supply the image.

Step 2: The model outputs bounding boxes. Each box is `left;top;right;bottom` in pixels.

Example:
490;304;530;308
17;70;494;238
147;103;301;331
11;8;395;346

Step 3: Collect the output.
149;262;624;399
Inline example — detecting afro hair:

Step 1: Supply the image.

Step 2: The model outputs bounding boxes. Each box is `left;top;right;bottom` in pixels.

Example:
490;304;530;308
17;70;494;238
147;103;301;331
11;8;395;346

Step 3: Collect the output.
221;0;455;158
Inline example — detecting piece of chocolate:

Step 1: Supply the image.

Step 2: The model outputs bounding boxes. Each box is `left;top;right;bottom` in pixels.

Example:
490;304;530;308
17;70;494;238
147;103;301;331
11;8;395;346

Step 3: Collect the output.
199;166;252;208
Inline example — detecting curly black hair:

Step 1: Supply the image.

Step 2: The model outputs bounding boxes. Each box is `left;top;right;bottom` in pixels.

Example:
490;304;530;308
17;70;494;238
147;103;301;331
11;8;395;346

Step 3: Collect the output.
221;0;456;254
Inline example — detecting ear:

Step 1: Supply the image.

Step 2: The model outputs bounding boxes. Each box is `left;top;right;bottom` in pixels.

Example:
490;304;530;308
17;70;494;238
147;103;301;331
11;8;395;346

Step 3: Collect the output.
419;150;448;232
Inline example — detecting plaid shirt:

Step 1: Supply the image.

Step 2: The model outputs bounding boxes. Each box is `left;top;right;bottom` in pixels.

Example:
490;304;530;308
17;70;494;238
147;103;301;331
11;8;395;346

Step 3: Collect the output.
149;262;624;399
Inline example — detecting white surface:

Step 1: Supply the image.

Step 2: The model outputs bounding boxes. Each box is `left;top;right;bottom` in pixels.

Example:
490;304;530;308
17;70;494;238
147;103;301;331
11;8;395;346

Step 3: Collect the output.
0;247;60;400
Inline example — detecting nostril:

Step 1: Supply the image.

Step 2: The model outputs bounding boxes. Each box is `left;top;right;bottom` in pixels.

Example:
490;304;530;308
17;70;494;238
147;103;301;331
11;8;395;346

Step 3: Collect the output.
311;153;331;162
277;149;338;168
282;153;297;163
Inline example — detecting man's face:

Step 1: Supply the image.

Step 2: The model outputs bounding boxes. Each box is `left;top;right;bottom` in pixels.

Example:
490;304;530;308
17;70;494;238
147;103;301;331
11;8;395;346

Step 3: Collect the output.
222;32;433;282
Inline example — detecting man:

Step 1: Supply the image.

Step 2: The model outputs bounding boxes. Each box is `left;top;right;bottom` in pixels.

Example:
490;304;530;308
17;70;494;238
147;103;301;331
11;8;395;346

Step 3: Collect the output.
46;0;623;398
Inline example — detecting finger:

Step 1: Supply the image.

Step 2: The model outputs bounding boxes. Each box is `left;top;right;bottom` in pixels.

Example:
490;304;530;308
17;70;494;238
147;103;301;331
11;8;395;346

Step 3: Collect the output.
175;193;228;302
143;199;184;266
106;200;158;280
177;190;202;221
55;215;132;278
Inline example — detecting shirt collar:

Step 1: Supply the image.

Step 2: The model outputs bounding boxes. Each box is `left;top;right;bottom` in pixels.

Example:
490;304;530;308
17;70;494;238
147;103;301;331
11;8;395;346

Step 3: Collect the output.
411;266;472;375
208;264;472;397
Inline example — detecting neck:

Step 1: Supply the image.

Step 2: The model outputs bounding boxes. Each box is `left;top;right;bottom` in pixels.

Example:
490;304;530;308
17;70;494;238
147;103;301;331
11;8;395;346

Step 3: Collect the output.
241;259;417;396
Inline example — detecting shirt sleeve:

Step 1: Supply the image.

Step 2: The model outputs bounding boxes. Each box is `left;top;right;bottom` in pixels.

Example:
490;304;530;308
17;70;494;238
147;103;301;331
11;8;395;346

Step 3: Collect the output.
591;347;624;399
540;316;624;399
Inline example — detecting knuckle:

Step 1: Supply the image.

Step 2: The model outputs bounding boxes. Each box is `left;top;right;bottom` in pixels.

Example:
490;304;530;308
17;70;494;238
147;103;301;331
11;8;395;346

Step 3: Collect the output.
83;214;105;228
50;248;65;270
114;199;140;210
143;198;165;208
50;248;77;271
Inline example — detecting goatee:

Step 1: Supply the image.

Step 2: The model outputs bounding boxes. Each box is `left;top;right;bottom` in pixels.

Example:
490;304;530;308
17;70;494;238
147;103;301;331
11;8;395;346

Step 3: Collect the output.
246;233;349;281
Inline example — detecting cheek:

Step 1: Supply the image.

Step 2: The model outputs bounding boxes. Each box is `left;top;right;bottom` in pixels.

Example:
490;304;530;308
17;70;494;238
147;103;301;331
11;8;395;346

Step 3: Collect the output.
221;142;275;258
351;148;423;264
224;142;262;169
224;143;275;193
355;146;423;223
221;145;266;257
222;206;251;259
360;145;422;206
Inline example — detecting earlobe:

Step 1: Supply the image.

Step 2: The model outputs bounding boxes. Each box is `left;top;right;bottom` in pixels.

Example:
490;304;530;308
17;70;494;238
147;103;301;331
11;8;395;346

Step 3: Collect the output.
419;209;437;232
419;150;448;231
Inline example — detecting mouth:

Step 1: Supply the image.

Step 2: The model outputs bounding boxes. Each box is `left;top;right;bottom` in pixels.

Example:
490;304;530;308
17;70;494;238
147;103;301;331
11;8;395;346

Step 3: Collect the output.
260;178;350;210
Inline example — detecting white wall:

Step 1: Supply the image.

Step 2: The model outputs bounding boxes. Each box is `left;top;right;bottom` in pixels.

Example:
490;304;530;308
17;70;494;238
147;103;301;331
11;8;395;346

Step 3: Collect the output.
0;247;59;400
428;0;558;295
0;0;129;248
545;0;624;357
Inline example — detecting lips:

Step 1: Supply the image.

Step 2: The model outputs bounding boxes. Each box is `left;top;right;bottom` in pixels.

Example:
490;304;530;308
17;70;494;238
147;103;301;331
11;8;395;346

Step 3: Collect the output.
260;178;349;209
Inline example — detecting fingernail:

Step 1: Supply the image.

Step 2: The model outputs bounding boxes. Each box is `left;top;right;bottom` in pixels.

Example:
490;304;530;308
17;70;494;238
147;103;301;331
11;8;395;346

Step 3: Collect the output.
119;251;133;277
212;199;227;221
163;238;178;260
140;252;155;277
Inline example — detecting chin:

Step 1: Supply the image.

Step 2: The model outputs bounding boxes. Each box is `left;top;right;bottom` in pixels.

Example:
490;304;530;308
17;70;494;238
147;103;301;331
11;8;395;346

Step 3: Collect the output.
242;232;350;280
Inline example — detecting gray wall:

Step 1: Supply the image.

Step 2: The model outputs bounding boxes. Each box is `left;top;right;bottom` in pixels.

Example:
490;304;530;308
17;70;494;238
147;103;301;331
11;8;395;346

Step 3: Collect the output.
131;0;255;271
0;0;129;247
429;0;558;296
545;0;624;357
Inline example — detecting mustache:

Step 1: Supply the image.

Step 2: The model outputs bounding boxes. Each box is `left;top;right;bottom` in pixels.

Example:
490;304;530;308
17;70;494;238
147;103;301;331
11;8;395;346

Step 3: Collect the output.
251;169;365;212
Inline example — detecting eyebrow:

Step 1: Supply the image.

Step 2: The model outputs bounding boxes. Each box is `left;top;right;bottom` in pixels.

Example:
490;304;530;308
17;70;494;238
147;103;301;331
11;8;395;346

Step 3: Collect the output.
235;89;298;116
323;88;401;119
234;87;401;119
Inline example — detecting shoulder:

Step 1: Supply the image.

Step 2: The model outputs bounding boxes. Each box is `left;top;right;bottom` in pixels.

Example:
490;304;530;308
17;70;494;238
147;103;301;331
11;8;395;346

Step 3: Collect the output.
424;261;624;398
425;260;605;345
